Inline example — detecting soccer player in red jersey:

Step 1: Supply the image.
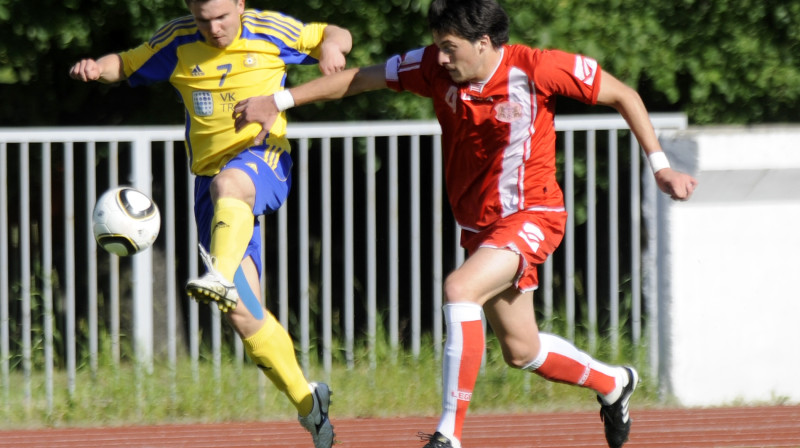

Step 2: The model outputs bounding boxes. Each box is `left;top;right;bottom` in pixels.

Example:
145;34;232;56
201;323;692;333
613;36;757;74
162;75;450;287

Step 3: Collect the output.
233;0;697;447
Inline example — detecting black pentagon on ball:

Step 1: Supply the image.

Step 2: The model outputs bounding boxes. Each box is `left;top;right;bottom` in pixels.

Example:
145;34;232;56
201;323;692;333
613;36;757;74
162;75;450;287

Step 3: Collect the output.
96;234;140;255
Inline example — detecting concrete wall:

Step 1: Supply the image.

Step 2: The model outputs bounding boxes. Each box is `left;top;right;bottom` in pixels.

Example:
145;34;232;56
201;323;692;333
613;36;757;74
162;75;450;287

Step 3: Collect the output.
650;126;800;406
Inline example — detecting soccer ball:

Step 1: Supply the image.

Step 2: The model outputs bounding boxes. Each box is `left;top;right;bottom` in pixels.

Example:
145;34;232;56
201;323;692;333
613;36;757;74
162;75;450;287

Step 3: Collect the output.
92;186;161;256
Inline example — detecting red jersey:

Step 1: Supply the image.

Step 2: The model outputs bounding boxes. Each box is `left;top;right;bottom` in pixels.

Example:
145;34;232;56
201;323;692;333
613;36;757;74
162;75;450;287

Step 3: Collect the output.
385;44;602;232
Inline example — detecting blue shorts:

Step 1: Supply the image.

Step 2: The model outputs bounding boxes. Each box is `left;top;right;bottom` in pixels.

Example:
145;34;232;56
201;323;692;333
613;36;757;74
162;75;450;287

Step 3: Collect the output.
193;144;292;276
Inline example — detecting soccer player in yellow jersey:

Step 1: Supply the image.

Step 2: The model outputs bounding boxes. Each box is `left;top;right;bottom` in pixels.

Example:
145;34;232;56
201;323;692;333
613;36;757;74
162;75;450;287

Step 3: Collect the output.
69;0;351;446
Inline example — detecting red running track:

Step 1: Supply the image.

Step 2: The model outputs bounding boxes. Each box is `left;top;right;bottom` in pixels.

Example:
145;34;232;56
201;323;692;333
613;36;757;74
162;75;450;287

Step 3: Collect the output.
1;406;799;447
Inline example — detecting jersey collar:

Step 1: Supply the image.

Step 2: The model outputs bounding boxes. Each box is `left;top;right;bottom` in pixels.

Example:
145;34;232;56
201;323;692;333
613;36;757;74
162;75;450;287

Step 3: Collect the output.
469;46;505;94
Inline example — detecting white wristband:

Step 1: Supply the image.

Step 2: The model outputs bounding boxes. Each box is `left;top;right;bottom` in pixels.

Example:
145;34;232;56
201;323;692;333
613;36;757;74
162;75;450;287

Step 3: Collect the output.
648;151;671;174
273;89;295;112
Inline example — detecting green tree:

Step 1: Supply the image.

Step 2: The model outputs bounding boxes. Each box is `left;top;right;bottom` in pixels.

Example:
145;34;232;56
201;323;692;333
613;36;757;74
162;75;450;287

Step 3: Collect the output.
1;0;798;126
0;0;186;125
505;0;800;123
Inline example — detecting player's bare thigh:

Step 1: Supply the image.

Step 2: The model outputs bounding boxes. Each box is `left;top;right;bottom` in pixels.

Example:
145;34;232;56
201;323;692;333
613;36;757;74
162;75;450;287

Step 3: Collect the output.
446;246;542;367
443;246;520;305
226;256;265;338
483;288;541;368
209;167;256;208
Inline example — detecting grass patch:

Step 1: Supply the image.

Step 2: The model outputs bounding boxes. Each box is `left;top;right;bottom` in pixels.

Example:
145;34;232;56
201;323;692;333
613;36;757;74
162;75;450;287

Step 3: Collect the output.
0;333;661;429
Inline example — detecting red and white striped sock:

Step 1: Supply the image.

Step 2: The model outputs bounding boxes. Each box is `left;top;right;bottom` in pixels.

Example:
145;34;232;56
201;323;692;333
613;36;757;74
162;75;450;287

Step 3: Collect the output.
523;332;626;403
436;303;484;446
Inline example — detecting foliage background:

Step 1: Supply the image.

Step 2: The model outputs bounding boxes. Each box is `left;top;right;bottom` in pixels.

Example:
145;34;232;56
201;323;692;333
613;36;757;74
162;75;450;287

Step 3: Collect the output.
0;0;798;126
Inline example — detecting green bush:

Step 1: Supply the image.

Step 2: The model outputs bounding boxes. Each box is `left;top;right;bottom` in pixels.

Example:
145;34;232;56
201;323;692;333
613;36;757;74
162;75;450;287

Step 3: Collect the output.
1;0;798;125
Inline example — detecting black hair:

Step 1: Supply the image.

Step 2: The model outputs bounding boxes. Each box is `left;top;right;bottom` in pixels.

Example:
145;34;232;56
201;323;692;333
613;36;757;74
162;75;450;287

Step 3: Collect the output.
428;0;510;47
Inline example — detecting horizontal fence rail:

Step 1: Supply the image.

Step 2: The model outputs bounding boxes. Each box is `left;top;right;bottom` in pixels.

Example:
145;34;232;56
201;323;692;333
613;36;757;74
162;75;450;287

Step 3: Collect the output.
0;114;688;411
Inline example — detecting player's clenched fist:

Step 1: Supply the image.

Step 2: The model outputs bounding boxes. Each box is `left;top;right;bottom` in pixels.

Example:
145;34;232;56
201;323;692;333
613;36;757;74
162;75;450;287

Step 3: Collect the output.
68;54;125;84
69;59;101;82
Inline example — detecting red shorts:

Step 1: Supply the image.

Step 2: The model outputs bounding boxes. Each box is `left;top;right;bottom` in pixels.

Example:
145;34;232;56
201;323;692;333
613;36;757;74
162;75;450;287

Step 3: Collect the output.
460;210;567;292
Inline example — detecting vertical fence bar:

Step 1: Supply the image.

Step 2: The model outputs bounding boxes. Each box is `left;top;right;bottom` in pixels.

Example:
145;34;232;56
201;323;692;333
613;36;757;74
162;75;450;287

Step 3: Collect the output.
258;213;267;399
0;142;11;404
259;213;267;318
188;172;200;381
64;142;77;397
586;131;597;351
209;129;222;383
455;224;464;267
260;213;267;315
542;256;553;332
41;144;54;412
86;142;99;377
278;190;289;330
608;132;620;356
630;135;642;347
564;131;576;341
165;142;178;372
0;143;7;408
19;143;32;406
343;137;355;368
131;137;154;370
388;136;400;357
410;135;421;358
432;136;443;358
366;136;377;368
321;137;333;374
277;201;289;330
235;338;244;370
109;142;121;366
299;137;310;371
212;305;221;383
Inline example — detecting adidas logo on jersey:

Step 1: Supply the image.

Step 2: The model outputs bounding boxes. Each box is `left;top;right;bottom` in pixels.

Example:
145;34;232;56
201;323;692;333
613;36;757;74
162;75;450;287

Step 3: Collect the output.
191;65;205;76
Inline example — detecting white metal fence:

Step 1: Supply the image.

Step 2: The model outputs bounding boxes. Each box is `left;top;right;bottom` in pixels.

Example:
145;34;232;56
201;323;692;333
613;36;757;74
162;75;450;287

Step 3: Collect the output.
0;114;687;407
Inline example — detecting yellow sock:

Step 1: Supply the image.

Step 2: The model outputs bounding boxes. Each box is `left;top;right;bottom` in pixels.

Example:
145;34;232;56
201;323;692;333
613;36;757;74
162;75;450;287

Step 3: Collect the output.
209;197;253;281
243;313;314;415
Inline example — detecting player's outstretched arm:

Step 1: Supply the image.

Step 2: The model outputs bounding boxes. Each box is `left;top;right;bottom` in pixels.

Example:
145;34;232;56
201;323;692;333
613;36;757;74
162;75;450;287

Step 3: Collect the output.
68;54;126;84
233;64;387;144
596;71;698;201
318;24;352;75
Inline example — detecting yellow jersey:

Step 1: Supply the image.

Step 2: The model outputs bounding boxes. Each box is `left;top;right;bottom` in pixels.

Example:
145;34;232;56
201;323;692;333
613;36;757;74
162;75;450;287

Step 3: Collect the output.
119;10;327;176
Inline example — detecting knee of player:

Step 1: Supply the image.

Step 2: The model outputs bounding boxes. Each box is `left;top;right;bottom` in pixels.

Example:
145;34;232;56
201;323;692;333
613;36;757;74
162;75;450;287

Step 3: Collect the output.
503;351;537;369
210;172;234;197
443;275;480;304
209;170;255;204
499;344;539;369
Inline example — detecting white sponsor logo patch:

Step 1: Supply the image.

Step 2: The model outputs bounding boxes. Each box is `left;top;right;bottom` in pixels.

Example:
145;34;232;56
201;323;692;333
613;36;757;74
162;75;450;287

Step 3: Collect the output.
573;55;598;87
192;91;213;117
